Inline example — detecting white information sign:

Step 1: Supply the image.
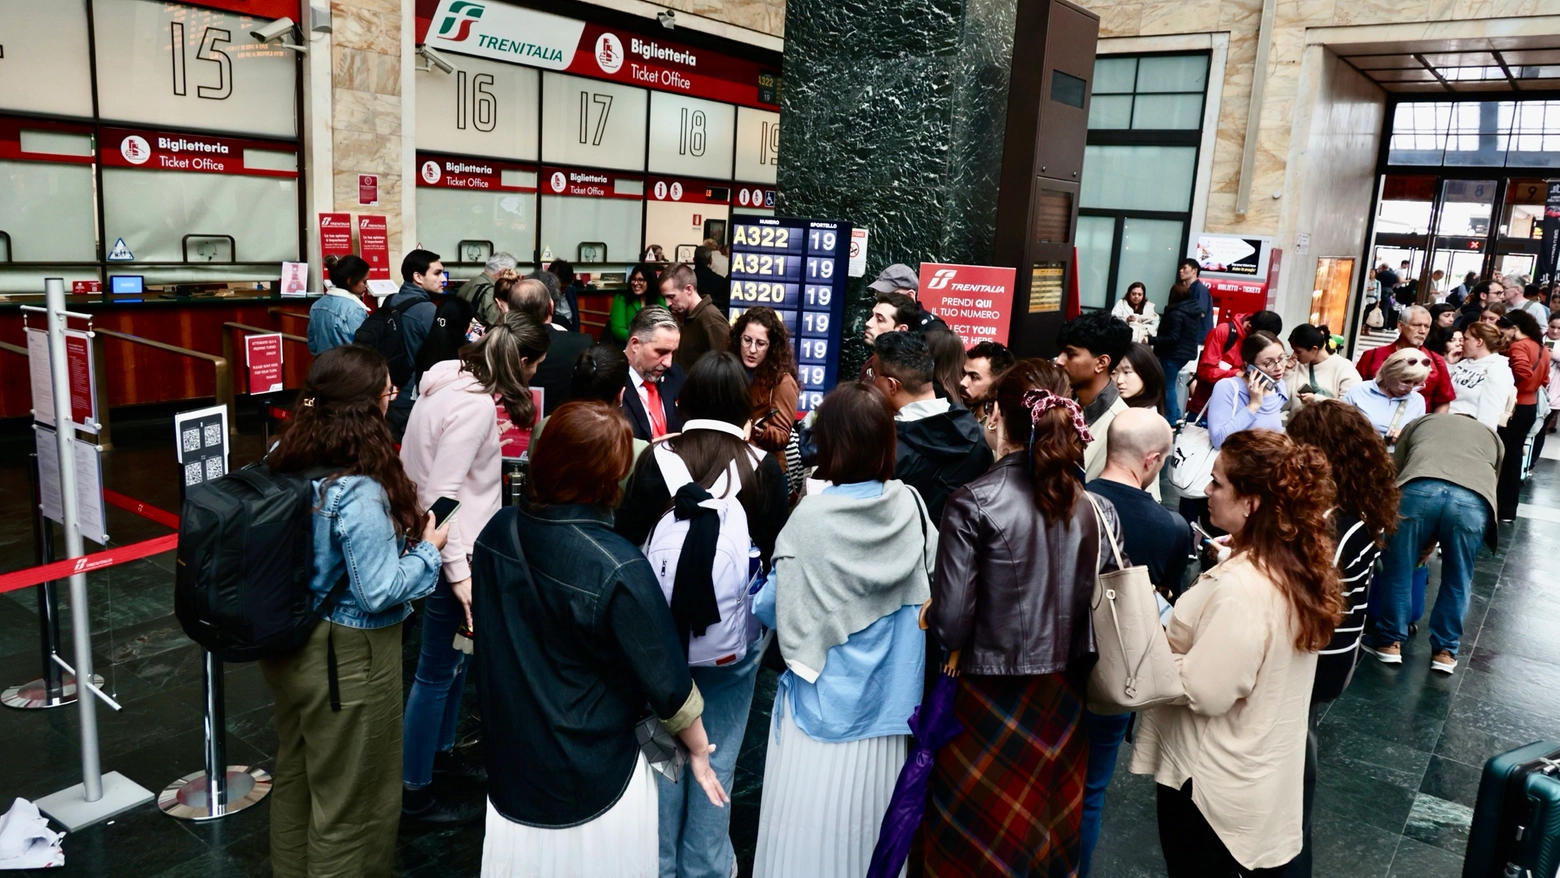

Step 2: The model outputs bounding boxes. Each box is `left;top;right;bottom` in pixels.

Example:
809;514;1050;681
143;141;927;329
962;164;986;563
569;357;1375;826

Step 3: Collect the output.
174;404;230;490
35;425;109;546
417;56;541;162
423;0;586;71
540;72;647;171
848;228;870;278
647;92;735;179
90;0;299;138
0;3;95;118
733;107;780;185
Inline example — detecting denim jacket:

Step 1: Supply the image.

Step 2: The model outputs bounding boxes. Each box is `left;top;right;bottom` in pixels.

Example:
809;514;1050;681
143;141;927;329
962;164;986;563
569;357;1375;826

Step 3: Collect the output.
306;292;368;356
310;475;441;629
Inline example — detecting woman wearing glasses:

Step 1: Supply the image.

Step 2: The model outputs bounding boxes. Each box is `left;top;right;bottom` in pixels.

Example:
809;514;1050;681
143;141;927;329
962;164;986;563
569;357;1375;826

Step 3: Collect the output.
608;263;666;346
1206;331;1290;449
1447;322;1514;431
1343;349;1430;446
730;306;800;453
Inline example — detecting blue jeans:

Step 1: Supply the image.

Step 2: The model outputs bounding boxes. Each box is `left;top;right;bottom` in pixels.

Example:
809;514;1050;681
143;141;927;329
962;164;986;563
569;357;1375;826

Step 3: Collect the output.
1080;710;1132;876
1366;480;1487;656
402;577;469;789
1367;565;1428;627
658;640;762;878
1160;357;1186;425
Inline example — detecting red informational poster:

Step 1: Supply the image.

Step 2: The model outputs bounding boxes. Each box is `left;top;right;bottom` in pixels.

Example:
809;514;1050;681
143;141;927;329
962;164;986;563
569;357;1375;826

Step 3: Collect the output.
245;334;285;395
916;263;1018;346
72;281;101;294
64;332;95;427
319;213;354;260
359;174;379;205
359;215;391;280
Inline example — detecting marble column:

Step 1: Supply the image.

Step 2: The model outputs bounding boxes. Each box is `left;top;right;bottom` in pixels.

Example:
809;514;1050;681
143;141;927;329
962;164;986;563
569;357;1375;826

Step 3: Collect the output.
329;0;410;262
777;0;1021;374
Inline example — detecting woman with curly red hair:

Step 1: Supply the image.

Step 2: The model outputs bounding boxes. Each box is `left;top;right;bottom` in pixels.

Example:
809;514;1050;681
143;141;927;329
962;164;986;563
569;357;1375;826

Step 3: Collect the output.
729;306;800;453
1130;429;1343;877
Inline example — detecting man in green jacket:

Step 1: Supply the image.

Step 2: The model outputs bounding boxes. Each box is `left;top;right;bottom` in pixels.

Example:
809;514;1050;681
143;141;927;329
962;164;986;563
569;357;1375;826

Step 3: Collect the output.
456;252;517;329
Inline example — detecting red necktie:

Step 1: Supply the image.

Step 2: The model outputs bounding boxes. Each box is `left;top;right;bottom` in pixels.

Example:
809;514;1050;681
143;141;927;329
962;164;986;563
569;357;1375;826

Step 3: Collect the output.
644;380;668;437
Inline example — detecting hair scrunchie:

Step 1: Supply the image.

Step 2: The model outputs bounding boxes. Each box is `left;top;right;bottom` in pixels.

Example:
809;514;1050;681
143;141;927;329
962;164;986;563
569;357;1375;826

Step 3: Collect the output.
1021;389;1093;445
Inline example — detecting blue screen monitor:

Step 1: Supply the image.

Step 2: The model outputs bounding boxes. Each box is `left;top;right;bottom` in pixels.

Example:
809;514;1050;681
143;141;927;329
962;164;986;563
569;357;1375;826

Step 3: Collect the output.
110;275;145;295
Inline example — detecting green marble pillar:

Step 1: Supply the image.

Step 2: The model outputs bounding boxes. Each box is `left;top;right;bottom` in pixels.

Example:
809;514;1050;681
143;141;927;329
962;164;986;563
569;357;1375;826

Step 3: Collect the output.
777;0;1022;375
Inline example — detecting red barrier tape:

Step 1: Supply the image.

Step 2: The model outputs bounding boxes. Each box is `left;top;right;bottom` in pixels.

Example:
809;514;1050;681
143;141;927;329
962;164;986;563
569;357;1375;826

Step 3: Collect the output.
102;489;181;530
0;534;179;596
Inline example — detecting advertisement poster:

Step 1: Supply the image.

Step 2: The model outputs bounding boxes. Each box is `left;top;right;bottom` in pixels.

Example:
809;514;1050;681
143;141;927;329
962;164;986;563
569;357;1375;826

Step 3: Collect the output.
280;261;309;297
319;212;354;265
359;215;391;280
244;333;285;395
1194;234;1264;276
916;263;1017;346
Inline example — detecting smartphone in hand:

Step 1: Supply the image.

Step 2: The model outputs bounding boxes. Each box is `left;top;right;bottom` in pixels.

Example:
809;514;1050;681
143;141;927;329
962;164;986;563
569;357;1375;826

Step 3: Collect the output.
429;496;461;529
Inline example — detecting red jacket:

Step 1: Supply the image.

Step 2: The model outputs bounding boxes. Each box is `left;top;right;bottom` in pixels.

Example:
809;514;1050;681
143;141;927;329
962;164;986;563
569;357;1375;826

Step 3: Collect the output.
1187;314;1252;413
1508;337;1551;406
1355;340;1456;411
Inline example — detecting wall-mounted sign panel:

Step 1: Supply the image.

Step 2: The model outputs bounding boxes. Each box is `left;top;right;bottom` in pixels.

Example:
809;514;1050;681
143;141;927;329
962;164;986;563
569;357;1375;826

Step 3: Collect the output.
418;152;537;192
647;92;735;179
419;0;780;110
100;127;299;177
734;107;780;185
0;4;94;118
416;56;541;162
539;73;647;171
91;0;299;139
733;184;777;212
540;167;643;200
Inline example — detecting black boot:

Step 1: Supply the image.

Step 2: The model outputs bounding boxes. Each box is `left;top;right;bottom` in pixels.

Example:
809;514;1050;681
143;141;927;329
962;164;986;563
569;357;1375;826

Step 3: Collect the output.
401;785;483;825
433;748;487;783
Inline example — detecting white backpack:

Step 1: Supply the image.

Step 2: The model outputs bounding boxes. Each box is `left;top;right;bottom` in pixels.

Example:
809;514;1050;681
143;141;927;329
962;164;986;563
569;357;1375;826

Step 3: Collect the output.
642;444;764;667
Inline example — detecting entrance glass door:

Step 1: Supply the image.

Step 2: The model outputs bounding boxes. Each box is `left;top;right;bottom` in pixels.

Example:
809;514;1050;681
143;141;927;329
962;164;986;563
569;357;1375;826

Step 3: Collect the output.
1494;177;1544;280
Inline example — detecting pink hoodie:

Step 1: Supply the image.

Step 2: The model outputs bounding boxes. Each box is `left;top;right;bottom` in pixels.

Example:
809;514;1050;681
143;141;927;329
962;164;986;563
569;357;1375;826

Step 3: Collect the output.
400;359;501;582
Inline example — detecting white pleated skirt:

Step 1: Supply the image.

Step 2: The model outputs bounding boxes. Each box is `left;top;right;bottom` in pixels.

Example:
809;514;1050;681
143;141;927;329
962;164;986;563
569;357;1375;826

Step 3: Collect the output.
480;753;658;878
754;705;909;878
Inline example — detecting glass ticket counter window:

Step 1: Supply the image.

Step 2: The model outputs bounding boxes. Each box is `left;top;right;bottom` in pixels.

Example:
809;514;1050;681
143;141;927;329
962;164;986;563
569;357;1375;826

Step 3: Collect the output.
415;154;538;270
645;178;731;260
538;169;643;266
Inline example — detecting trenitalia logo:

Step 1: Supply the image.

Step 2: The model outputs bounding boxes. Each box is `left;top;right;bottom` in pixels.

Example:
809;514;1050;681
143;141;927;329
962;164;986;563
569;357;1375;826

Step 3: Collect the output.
437;1;484;42
927;269;957;290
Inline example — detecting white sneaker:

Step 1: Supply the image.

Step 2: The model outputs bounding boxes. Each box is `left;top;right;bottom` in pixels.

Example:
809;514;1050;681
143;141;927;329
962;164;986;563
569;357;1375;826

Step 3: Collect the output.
1431;651;1457;675
1363;642;1403;664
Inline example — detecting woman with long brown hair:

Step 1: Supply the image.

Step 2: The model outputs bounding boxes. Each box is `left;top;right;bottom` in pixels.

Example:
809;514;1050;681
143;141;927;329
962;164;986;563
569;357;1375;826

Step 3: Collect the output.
921;358;1124;876
260;345;448;877
1131;429;1342;877
730;306;800;453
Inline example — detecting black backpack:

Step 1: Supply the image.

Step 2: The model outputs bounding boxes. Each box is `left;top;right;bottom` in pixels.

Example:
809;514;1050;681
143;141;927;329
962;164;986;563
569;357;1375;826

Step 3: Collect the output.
353;297;420;388
175;465;347;664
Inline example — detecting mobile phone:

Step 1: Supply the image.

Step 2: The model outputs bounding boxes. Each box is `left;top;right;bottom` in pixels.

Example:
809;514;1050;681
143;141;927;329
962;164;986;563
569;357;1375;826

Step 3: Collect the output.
752;408;781;430
1189;521;1216;546
429;496;461;529
1246;365;1276;392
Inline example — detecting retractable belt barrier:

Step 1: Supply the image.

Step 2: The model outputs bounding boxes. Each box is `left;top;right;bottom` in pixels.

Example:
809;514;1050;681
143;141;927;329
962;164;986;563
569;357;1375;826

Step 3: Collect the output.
0;494;179;596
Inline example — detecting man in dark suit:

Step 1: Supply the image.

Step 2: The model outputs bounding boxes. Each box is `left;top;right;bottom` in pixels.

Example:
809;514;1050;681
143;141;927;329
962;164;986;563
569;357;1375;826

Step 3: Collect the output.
621;305;685;441
499;277;593;416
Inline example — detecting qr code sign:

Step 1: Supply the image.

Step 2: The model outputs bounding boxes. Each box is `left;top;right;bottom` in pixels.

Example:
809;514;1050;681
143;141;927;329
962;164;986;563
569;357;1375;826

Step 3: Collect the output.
205;457;225;481
184;461;203;486
182;429;201;454
204;424;222;447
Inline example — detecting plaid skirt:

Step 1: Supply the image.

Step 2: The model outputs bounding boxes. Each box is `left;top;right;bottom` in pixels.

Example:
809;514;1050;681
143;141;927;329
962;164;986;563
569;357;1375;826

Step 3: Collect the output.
921;672;1087;878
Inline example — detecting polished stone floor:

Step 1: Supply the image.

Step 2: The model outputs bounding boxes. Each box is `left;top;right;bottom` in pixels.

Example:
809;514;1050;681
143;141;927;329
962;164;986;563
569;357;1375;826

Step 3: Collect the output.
0;407;1557;876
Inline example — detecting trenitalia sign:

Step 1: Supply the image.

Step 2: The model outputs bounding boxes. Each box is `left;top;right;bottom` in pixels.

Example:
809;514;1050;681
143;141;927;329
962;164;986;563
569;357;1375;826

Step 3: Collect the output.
417;0;779;109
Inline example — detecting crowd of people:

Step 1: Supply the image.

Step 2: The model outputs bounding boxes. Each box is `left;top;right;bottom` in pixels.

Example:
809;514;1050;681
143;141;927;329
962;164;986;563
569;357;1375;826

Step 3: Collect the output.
258;251;1545;877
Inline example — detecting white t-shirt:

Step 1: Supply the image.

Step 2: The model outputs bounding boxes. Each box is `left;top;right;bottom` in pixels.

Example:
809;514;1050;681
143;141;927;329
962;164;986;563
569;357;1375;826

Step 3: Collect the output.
1448;354;1516;430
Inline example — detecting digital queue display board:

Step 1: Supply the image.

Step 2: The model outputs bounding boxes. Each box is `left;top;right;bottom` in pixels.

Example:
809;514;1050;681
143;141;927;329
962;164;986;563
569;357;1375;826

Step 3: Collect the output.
727;215;852;413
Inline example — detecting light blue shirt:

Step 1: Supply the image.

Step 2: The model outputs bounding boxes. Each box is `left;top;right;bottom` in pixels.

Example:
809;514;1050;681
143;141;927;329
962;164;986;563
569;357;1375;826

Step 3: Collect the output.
1343;379;1426;439
753;480;925;743
1207;374;1289;448
307;292;369;356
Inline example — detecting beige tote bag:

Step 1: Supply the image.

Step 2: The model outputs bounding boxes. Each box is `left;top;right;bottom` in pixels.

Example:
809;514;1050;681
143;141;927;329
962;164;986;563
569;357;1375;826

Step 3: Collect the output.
1083;492;1185;715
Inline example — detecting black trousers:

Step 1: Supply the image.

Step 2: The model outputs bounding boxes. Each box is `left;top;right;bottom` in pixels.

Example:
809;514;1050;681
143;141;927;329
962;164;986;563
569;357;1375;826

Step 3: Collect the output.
1157;779;1294;878
1497;402;1538;520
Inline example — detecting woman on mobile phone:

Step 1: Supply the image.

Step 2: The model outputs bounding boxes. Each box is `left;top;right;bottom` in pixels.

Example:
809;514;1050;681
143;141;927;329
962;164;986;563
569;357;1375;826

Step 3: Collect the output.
1206;331;1289;449
730;306;800;453
398;311;550;825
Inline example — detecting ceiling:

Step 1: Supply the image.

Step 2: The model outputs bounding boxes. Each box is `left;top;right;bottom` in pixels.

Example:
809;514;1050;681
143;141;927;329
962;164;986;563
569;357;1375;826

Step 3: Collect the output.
1336;39;1560;94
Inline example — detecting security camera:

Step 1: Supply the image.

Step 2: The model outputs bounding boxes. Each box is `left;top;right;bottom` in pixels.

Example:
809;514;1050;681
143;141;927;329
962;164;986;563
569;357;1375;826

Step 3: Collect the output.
251;17;296;42
418;45;458;74
658;10;676;29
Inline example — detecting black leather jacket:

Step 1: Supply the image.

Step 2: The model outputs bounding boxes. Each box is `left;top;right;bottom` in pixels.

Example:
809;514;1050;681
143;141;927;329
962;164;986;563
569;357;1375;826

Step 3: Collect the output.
930;453;1124;676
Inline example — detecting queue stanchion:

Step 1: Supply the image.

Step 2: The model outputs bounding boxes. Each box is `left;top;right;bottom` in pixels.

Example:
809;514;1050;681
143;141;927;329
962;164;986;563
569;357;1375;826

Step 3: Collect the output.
2;454;101;710
158;651;270;820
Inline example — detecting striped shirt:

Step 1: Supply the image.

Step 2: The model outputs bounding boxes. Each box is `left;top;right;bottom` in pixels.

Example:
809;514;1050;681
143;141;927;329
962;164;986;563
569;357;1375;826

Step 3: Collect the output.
1313;512;1381;702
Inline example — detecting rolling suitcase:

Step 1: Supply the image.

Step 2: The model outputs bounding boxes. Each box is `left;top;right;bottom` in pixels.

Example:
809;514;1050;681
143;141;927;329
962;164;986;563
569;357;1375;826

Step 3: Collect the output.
1463;741;1560;878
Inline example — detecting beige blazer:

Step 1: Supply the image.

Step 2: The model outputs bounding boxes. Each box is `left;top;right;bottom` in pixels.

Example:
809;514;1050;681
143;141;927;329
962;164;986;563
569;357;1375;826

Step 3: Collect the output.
1129;553;1317;870
1083;397;1129;481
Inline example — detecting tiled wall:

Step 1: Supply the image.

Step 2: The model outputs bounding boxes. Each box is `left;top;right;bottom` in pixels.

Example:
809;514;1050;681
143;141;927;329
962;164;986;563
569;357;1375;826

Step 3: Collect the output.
330;0;409;261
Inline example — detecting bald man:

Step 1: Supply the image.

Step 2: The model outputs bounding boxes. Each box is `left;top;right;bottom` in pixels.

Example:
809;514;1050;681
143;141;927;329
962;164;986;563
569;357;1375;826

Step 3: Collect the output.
1078;407;1196;875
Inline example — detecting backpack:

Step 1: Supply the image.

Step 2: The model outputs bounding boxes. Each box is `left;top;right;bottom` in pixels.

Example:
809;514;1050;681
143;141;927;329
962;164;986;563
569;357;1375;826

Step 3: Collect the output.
175;465;347;664
352;297;420;388
642;444;763;668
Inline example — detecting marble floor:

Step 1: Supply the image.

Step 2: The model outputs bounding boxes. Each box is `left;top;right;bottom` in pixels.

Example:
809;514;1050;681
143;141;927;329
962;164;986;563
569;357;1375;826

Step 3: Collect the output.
0;407;1557;876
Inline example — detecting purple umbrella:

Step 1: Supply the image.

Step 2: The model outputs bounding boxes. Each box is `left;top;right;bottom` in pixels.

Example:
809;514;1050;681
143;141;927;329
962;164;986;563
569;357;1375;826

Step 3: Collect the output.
867;651;964;878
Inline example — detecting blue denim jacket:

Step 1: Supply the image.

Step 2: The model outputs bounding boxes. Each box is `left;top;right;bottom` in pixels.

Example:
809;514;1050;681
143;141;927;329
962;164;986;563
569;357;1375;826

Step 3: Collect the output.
311;475;441;629
307;293;369;356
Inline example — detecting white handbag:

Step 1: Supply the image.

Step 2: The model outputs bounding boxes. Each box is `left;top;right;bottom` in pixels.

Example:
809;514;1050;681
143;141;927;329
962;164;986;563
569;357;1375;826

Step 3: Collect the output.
1082;493;1185;715
1167;388;1237;499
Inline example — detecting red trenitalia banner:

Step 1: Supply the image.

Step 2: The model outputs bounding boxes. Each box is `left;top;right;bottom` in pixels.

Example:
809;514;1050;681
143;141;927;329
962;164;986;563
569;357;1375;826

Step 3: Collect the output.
319;213;354;260
648;177;730;205
182;0;301;20
99;126;298;177
917;263;1018;346
0;117;96;164
359;215;391;280
416;153;537;191
415;0;780;110
540;167;642;199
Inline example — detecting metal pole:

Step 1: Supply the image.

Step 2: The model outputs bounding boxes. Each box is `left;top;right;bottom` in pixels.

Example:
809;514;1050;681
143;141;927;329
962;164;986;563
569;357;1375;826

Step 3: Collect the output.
46;277;102;802
202;653;227;817
32;454;64;699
